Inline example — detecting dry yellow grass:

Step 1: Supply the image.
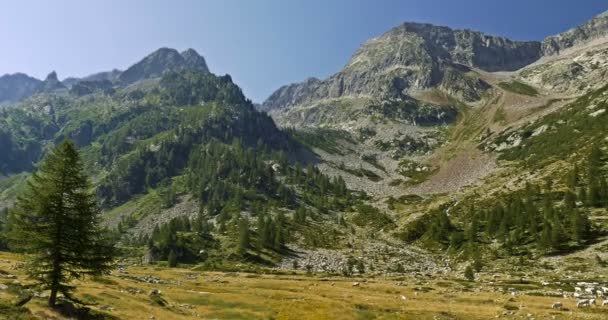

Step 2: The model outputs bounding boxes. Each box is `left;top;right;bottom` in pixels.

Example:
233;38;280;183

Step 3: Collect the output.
1;252;607;319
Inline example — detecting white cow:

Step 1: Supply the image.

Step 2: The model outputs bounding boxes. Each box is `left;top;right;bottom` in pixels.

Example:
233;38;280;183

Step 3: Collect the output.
551;302;562;310
577;299;590;308
585;287;595;294
603;299;608;306
575;287;582;292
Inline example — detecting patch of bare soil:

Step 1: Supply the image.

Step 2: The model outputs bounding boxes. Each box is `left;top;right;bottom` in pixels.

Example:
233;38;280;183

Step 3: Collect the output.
406;146;496;195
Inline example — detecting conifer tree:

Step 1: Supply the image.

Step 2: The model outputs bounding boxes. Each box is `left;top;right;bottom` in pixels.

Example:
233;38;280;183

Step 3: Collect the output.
550;222;566;250
464;265;475;281
237;217;250;257
8;140;114;307
563;191;576;210
257;213;268;247
168;249;177;267
578;187;587;206
273;222;284;250
600;177;608;208
466;215;479;242
569;208;590;243
356;260;365;274
472;248;483;272
587;146;603;207
539;224;552;252
567;164;579;190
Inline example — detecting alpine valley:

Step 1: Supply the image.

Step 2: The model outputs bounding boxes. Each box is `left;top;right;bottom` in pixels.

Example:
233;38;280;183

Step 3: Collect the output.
1;10;608;320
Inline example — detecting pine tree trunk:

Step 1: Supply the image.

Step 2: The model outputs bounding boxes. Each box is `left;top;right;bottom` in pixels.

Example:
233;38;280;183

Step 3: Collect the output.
48;287;57;307
48;254;61;307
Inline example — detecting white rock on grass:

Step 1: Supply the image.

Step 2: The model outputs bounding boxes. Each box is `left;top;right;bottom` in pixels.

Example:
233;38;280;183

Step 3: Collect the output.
589;109;606;117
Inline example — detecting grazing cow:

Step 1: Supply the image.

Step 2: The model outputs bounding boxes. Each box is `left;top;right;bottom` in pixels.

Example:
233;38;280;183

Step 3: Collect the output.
585;288;595;294
575;287;582;292
577;299;590;308
602;299;608;306
602;287;608;293
551;302;562;310
574;292;582;298
589;299;597;306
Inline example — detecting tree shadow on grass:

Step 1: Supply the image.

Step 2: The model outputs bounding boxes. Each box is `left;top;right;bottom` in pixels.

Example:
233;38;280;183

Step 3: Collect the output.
53;301;120;320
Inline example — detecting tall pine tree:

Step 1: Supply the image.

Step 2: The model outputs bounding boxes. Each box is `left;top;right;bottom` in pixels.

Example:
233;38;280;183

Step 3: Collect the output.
237;217;250;257
8;140;114;307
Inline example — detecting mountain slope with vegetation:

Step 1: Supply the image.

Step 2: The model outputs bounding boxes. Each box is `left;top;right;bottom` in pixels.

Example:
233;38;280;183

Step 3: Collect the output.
1;10;608;320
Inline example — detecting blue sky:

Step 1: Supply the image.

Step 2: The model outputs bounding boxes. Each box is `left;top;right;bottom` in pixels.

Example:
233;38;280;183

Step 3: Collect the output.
1;1;606;102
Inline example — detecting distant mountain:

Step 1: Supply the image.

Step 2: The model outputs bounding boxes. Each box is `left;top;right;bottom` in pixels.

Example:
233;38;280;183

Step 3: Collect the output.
263;11;608;113
180;48;209;71
262;22;541;112
118;48;209;85
63;69;122;88
40;71;66;92
1;48;210;105
542;10;608;55
0;73;42;104
82;69;122;82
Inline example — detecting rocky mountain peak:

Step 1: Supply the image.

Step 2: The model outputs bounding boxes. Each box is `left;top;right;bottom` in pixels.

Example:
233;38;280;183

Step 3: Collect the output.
44;71;59;82
372;22;541;71
264;11;608;115
262;21;540;112
542;10;608;56
180;48;209;72
118;47;209;85
0;73;43;104
41;71;66;92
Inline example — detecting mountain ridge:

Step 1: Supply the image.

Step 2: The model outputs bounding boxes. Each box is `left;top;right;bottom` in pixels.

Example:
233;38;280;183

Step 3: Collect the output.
0;47;210;104
262;11;608;113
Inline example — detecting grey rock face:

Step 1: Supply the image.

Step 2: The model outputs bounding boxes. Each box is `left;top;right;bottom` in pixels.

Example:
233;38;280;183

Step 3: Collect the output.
0;73;42;104
40;71;66;92
391;23;541;72
181;48;210;72
262;22;540;112
119;47;209;85
263;12;608;114
82;69;122;82
542;11;608;56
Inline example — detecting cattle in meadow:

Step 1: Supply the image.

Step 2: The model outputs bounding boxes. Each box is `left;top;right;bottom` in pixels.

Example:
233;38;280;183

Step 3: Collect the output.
551;302;562;310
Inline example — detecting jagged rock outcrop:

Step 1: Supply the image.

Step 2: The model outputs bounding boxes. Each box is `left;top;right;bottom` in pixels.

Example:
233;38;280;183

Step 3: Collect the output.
180;48;209;72
518;11;608;95
69;79;115;96
262;22;542;112
0;73;42;104
118;48;209;85
40;71;66;92
1;48;210;104
63;70;122;88
542;11;608;56
263;11;608;115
